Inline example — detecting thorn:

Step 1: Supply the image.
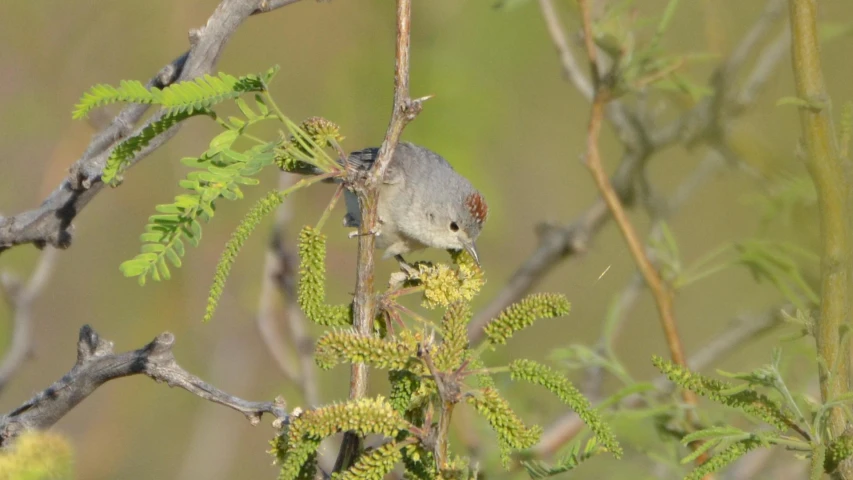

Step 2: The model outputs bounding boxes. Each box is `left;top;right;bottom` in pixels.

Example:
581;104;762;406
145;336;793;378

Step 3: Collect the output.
412;94;435;104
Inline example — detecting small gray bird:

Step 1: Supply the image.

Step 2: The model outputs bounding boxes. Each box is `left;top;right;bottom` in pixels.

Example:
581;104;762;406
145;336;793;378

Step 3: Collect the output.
342;142;487;266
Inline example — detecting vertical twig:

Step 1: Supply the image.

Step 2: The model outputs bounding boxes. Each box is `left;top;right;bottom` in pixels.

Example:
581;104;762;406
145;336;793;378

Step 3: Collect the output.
788;0;852;444
334;0;425;471
575;0;696;402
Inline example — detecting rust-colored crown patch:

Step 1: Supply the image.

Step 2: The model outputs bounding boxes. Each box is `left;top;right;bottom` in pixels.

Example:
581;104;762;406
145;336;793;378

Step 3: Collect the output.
465;193;488;225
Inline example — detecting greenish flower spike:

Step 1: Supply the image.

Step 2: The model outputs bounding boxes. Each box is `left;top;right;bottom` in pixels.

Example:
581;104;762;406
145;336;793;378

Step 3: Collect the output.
389;370;422;418
298;226;353;326
332;442;403;480
287;396;408;441
435;302;471;371
278;397;408;480
509;359;622;458
314;330;419;371
467;387;543;468
483;293;571;346
684;437;761;480
652;356;793;430
276;117;344;174
204;189;284;322
402;444;437;480
825;435;853;473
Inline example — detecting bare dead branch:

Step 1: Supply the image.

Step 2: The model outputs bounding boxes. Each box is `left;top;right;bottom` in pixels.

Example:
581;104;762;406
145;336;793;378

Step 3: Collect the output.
0;248;59;393
0;325;286;447
0;0;308;254
537;0;593;101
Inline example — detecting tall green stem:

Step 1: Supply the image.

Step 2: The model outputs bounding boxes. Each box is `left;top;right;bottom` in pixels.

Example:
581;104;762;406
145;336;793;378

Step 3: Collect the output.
788;0;852;442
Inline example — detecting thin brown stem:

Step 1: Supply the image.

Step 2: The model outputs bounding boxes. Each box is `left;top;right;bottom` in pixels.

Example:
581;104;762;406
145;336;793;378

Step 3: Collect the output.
576;1;692;386
576;0;703;465
334;0;424;472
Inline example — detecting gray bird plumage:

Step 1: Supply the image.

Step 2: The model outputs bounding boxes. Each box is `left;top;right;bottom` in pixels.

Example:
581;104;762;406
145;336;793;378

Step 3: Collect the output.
342;142;487;264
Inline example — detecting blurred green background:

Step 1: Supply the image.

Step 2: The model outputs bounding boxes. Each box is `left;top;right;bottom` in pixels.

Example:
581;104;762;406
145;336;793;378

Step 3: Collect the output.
1;0;851;478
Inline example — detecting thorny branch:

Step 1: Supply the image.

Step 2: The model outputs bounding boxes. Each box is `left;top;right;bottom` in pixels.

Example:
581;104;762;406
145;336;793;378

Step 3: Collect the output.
0;325;286;447
335;0;425;472
0;0;308;254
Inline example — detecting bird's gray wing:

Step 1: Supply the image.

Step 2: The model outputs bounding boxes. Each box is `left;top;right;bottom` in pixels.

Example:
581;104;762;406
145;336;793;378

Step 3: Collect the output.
346;146;403;184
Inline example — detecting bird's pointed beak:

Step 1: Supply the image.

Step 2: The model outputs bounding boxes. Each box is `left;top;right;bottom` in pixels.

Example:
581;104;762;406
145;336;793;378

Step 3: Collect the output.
462;241;480;267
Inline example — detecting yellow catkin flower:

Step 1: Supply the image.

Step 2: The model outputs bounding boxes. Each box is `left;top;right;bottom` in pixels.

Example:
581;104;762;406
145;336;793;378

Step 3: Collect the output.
0;432;73;479
418;251;485;309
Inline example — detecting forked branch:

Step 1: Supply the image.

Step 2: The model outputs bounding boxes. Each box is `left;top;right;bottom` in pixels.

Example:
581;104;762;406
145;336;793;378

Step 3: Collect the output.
0;325;287;447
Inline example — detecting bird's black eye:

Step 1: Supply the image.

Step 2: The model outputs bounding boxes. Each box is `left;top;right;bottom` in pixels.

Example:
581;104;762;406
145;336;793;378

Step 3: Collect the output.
449;221;459;232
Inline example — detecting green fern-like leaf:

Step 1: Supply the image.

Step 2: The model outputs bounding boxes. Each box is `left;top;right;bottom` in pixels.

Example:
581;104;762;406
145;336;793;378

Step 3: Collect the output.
73;80;157;120
483;293;571;346
652;356;793;430
434;302;471;371
119;142;277;285
510;359;622;458
314;330;419;371
103;109;214;184
74;66;279;120
332;442;403;480
203;189;284;322
467;387;543;468
684;436;762;480
297;226;353;326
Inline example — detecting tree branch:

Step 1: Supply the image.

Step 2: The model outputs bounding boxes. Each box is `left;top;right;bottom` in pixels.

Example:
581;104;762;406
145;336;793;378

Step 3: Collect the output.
0;325;286;446
788;0;852;449
335;0;425;471
468;0;789;345
0;0;308;254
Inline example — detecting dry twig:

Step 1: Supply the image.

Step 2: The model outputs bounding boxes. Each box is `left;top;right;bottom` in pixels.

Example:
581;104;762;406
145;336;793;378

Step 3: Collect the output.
334;0;426;471
0;325;286;446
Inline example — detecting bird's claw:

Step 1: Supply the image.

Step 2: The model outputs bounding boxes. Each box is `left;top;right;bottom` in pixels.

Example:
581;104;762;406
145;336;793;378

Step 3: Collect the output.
394;255;420;280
